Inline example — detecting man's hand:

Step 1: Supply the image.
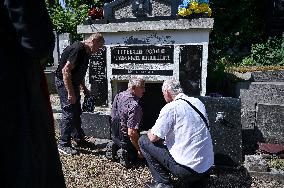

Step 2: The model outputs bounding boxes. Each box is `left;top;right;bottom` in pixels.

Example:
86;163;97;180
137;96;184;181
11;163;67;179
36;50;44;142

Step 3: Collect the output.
137;150;144;159
128;128;142;156
68;93;76;104
83;88;91;96
80;81;91;96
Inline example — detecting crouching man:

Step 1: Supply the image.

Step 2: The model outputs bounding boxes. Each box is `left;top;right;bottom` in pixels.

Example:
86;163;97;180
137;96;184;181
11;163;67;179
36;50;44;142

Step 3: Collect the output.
106;76;145;168
139;79;214;188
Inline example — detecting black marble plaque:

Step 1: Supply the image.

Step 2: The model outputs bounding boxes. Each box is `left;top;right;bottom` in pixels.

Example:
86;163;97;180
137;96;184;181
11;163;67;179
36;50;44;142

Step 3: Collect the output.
112;69;173;75
179;45;203;96
111;45;174;64
89;48;108;106
89;48;106;83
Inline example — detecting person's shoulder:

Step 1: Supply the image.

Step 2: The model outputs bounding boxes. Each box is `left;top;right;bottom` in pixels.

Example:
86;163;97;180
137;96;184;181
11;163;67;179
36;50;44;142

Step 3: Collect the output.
69;41;84;49
178;93;198;102
116;91;135;102
119;90;131;98
161;102;175;112
174;93;204;107
72;41;82;45
186;96;206;109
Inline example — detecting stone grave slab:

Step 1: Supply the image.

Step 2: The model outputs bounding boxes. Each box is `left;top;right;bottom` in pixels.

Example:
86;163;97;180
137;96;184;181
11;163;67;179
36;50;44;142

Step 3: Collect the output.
199;96;242;166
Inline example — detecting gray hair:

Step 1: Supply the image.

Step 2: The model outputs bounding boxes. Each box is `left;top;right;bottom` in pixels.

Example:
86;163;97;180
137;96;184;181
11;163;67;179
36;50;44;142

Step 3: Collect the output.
162;79;183;95
128;76;145;88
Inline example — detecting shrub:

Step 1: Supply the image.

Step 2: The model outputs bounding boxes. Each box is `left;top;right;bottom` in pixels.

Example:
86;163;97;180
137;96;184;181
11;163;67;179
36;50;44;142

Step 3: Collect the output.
241;36;284;66
209;0;266;67
240;57;256;66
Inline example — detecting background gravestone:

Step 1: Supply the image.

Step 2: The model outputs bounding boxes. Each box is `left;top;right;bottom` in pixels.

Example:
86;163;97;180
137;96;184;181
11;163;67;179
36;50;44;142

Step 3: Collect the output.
199;97;242;166
255;103;284;144
240;70;284;154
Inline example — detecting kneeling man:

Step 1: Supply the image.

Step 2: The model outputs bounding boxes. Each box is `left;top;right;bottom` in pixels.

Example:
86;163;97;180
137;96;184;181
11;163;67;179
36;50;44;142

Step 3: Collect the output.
139;79;214;188
106;76;145;167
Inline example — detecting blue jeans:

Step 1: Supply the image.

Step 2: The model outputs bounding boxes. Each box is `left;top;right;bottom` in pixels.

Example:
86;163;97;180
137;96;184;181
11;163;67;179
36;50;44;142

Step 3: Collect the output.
55;77;85;146
139;135;205;185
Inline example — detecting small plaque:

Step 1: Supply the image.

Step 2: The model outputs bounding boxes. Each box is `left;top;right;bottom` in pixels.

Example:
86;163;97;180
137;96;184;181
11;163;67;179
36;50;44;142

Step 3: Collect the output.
111;45;174;64
112;69;173;75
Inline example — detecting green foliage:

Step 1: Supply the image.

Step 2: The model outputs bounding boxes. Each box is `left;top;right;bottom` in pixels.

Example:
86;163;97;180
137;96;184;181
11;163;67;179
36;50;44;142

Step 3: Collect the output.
209;0;266;65
46;0;103;40
251;36;284;66
240;36;284;66
239;57;256;66
207;0;270;95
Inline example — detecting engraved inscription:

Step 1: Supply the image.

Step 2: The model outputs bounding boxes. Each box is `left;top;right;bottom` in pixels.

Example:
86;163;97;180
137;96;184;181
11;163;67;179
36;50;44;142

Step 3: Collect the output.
111;45;174;64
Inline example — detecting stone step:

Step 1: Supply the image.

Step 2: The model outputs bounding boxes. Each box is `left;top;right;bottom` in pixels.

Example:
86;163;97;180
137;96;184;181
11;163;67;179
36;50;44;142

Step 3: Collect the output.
240;91;284;111
251;70;284;82
248;82;284;93
81;112;111;139
240;83;284;109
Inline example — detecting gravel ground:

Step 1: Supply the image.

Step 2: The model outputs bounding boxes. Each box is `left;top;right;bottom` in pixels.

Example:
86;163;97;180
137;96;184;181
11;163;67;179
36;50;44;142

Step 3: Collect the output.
50;94;283;188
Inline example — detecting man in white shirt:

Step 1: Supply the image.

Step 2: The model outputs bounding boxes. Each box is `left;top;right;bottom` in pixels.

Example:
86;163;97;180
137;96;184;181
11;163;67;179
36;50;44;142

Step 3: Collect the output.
139;79;214;188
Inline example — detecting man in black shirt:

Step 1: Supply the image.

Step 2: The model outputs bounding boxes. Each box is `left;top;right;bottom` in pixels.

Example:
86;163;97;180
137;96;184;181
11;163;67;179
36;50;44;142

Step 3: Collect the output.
55;33;104;155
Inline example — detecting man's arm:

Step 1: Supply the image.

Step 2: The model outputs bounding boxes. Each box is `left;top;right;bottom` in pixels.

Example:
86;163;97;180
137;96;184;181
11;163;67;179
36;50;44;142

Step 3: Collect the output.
62;61;76;104
128;128;143;158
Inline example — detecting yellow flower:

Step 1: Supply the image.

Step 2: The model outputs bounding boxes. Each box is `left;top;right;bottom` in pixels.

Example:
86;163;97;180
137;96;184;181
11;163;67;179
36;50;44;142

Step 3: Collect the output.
189;2;199;10
198;3;208;12
178;8;188;16
207;8;212;17
178;2;212;17
187;9;193;15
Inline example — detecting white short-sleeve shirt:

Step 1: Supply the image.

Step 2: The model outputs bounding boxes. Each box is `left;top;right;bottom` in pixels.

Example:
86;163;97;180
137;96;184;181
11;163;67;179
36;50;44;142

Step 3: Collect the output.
151;93;214;173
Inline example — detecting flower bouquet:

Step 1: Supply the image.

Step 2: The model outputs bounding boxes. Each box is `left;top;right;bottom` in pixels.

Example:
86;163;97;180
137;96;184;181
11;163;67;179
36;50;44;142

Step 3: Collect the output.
178;0;212;18
88;6;103;20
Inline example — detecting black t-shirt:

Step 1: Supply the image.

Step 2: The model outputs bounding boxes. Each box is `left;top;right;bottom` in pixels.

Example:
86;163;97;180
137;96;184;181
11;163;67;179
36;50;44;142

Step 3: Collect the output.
56;41;89;86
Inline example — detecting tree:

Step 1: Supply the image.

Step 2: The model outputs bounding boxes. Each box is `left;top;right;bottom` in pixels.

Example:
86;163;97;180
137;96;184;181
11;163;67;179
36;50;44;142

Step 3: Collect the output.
46;0;103;40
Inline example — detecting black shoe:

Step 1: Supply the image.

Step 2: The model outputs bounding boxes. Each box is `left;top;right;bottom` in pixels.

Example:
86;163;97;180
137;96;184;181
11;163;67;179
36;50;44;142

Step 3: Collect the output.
145;181;173;188
74;139;95;149
58;145;77;155
105;141;118;161
117;148;131;168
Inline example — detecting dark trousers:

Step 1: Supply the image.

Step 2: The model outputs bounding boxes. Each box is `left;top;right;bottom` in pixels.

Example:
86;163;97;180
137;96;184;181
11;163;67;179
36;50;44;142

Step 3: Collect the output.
139;135;206;185
55;77;85;146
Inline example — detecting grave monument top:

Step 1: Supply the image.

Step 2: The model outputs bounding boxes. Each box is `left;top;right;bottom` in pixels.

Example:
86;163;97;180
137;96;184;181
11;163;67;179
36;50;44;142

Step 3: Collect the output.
79;0;213;33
